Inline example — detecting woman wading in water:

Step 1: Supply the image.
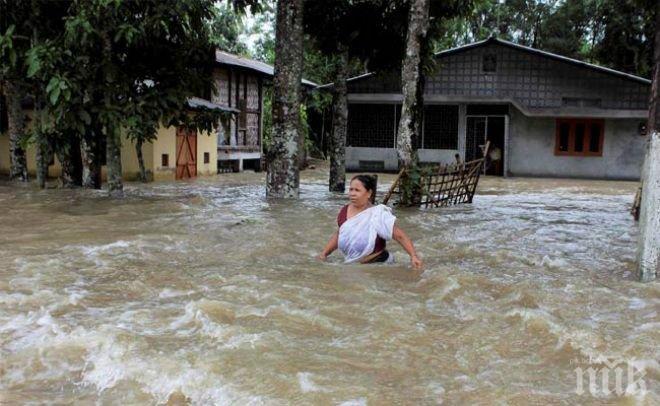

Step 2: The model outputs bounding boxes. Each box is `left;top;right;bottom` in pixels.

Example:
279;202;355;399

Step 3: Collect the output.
319;175;423;269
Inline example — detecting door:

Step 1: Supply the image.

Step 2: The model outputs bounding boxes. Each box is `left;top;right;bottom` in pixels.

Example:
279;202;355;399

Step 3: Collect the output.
465;116;506;176
466;116;487;162
485;117;505;176
176;127;197;180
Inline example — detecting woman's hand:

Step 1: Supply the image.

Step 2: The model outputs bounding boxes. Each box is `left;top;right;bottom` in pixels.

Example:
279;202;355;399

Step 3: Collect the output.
411;255;423;270
319;231;338;262
393;225;423;270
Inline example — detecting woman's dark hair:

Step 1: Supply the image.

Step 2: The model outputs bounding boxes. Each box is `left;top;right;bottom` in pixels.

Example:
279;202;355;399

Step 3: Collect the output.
351;174;377;203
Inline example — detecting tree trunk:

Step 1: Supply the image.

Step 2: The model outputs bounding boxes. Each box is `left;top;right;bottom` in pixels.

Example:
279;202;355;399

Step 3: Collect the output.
105;124;123;195
329;46;349;193
396;0;430;168
637;3;660;282
136;138;147;182
266;0;304;198
4;80;28;182
81;129;102;189
34;130;49;189
57;138;82;188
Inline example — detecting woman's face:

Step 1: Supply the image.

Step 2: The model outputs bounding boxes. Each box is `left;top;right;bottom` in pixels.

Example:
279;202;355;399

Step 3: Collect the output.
348;179;372;206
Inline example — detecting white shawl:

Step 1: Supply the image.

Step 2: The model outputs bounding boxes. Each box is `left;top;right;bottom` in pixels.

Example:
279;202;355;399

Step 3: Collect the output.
338;204;397;263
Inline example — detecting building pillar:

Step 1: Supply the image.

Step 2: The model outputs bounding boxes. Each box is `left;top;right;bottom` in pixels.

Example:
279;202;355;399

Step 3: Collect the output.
637;130;660;282
503;113;510;177
458;104;466;161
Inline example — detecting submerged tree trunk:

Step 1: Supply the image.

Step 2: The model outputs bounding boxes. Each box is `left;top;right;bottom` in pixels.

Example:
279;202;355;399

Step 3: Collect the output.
329;46;349;193
266;0;304;198
136;138;147;182
105;124;123;195
4;80;28;182
57;138;82;188
637;3;660;282
81;130;102;189
34;131;49;189
396;0;430;168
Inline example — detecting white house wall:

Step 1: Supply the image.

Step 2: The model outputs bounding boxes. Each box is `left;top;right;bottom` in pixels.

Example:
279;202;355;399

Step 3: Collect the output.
507;107;646;180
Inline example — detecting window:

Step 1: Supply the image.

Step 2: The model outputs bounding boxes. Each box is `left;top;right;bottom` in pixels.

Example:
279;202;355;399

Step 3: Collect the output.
204;152;210;164
347;104;396;148
423;105;458;149
162;154;169;167
555;119;604;156
482;53;497;73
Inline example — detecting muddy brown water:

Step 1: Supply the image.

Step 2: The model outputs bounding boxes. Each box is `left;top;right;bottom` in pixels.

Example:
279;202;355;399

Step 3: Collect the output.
0;167;658;405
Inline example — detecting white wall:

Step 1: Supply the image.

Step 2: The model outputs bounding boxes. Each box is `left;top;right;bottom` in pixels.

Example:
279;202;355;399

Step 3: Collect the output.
507;107;646;180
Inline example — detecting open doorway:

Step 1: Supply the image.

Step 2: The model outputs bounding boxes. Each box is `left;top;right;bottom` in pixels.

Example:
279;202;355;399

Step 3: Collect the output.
466;115;506;176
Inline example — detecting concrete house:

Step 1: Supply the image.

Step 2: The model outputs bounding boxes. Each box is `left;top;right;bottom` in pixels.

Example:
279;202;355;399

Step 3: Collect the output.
340;37;651;180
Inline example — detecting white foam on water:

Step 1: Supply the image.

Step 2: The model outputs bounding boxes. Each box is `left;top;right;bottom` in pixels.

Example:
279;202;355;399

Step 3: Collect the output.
539;255;569;269
628;297;647;309
1;309;64;352
80;334;268;405
297;372;328;393
635;321;660;332
158;288;195;299
80;240;132;256
506;307;607;361
338;398;367;406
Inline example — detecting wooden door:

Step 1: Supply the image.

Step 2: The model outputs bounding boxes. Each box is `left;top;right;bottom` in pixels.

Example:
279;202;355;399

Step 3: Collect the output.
176;127;197;180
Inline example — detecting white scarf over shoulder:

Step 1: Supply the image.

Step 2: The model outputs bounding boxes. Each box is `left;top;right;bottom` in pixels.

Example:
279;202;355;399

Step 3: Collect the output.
338;204;397;263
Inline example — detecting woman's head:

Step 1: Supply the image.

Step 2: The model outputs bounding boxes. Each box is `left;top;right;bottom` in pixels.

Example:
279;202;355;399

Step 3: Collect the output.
349;175;377;206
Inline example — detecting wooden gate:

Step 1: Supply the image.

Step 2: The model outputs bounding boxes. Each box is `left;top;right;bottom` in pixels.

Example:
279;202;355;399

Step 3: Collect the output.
176;127;197;180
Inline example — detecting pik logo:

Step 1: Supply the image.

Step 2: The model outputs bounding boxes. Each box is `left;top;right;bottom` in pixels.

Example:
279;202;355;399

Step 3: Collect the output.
574;355;649;397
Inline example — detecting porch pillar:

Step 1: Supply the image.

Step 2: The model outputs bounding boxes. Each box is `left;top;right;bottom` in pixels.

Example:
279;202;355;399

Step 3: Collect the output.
458;104;467;160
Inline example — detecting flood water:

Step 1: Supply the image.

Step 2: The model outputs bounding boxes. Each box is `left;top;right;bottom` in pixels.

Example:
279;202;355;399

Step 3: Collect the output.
0;166;658;405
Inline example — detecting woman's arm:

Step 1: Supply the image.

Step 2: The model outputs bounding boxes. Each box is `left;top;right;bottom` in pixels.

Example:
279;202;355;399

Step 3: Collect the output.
392;225;423;269
318;230;339;260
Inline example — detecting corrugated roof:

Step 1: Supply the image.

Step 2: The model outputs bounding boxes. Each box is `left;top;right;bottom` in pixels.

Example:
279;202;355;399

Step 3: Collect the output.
186;97;240;113
215;50;318;87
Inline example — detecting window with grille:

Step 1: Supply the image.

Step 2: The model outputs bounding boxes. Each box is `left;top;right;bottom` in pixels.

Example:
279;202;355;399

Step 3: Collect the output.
347;104;395;148
482;53;497;73
555;119;604;156
423;105;459;149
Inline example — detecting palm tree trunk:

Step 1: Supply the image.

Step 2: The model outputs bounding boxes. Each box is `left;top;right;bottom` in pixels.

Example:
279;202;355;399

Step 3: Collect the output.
266;0;304;198
329;45;349;193
396;0;430;168
4;80;28;181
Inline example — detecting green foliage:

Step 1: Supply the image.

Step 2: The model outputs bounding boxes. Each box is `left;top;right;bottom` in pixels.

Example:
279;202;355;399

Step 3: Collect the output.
209;2;249;55
433;0;656;78
398;162;428;206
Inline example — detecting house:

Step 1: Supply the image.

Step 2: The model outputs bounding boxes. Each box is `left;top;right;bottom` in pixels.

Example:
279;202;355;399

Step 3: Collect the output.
329;37;650;180
0;51;316;181
0;96;234;182
212;51;317;172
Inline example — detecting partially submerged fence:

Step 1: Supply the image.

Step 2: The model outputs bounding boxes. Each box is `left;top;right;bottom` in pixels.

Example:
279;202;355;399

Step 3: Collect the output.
382;142;490;208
